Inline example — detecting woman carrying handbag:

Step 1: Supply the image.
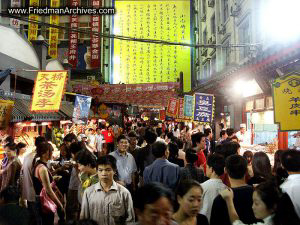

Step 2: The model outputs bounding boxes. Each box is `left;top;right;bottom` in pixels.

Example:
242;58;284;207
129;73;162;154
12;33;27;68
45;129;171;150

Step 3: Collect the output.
32;142;65;225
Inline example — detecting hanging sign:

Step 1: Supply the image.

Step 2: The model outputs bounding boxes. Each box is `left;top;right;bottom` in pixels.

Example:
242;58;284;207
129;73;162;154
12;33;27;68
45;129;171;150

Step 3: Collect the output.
177;98;185;119
31;71;68;112
48;0;60;58
184;95;194;117
73;94;92;124
28;0;39;41
159;110;166;121
0;100;14;129
273;72;300;131
68;0;79;68
166;97;178;117
194;93;215;123
90;0;102;68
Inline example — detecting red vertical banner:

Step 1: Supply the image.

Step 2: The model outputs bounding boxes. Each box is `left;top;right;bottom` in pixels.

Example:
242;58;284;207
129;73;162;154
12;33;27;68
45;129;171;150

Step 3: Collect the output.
159;110;166;121
177;98;184;119
166;97;179;118
68;0;79;68
90;0;101;68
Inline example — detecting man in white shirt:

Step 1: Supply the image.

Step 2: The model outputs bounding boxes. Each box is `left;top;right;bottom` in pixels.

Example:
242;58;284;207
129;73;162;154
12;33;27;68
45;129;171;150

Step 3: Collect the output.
200;154;227;221
80;155;135;225
95;127;104;157
280;150;300;219
236;124;251;146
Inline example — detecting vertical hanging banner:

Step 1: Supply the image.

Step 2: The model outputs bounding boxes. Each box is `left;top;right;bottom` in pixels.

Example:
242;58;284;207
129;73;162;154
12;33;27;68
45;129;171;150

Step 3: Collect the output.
159;110;166;121
177;98;185;119
273;72;300;131
68;0;79;68
31;71;68;112
10;0;21;29
28;0;39;41
166;97;179;118
0;100;14;129
194;93;215;123
48;0;60;58
184;95;194;117
90;0;101;68
73;95;92;124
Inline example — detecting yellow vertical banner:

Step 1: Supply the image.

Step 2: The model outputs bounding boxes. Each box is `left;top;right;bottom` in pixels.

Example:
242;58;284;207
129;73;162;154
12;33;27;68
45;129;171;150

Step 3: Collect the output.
48;0;60;58
273;72;300;131
0;100;15;129
31;71;68;112
28;0;39;41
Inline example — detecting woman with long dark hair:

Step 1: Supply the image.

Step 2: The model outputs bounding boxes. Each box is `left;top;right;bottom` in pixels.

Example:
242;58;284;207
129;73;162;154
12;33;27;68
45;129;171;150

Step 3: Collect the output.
172;179;208;225
248;152;272;186
32;142;64;225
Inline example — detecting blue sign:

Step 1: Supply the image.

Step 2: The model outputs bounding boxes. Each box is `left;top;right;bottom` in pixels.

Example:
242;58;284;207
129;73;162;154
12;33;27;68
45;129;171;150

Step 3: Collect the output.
194;93;214;123
73;94;92;124
184;95;194;117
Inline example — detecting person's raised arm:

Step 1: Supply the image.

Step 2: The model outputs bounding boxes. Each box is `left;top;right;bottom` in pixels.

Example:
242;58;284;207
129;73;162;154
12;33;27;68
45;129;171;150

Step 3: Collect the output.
220;189;240;224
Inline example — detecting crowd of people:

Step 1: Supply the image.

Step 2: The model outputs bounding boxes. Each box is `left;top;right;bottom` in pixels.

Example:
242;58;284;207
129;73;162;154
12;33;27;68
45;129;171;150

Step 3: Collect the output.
0;121;299;225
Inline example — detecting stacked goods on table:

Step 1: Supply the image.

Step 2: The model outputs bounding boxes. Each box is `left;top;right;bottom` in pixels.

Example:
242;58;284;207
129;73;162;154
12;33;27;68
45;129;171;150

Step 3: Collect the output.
52;128;65;148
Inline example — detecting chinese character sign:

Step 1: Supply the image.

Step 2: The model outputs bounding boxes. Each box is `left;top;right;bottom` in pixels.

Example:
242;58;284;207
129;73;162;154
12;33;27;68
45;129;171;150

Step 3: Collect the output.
31;71;68;112
167;97;178;117
73;95;92;124
68;0;79;68
159;110;166;121
273;72;300;131
28;0;39;41
113;0;191;92
90;0;102;68
0;100;14;129
194;93;215;123
177;98;184;119
48;0;60;58
184;95;193;117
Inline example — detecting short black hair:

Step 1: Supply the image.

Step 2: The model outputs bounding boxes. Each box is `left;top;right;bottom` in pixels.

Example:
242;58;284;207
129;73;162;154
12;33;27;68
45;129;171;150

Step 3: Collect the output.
152;141;167;158
4;136;14;144
226;128;235;136
207;154;225;176
243;150;254;164
35;136;46;147
128;131;138;138
185;148;198;164
5;143;16;151
175;138;184;149
220;130;226;137
64;133;78;143
117;134;130;143
96;127;101;131
134;182;173;212
76;150;97;168
144;129;157;145
222;142;240;158
204;128;212;137
0;186;20;203
69;142;86;155
97;155;117;171
168;142;179;158
191;132;205;148
281;150;300;172
156;128;163;137
225;155;247;179
88;128;93;131
166;132;174;140
16;142;26;155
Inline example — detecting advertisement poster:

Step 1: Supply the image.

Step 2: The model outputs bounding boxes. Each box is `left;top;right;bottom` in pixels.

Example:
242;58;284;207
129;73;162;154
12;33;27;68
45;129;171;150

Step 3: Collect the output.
194;93;214;123
73;94;92;124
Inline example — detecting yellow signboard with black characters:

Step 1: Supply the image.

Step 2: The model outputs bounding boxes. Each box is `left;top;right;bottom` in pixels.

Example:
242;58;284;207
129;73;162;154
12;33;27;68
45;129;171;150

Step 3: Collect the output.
273;72;300;131
113;0;191;92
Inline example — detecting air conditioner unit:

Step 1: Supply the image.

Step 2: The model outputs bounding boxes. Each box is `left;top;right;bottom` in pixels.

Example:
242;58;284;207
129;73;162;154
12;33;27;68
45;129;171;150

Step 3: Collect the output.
231;2;241;17
208;0;215;7
207;37;212;45
218;24;226;35
201;48;208;57
87;76;95;81
212;34;216;44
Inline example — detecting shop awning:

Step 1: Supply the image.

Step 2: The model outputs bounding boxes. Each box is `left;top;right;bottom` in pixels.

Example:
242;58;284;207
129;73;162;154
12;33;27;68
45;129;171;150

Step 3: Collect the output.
0;93;75;122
